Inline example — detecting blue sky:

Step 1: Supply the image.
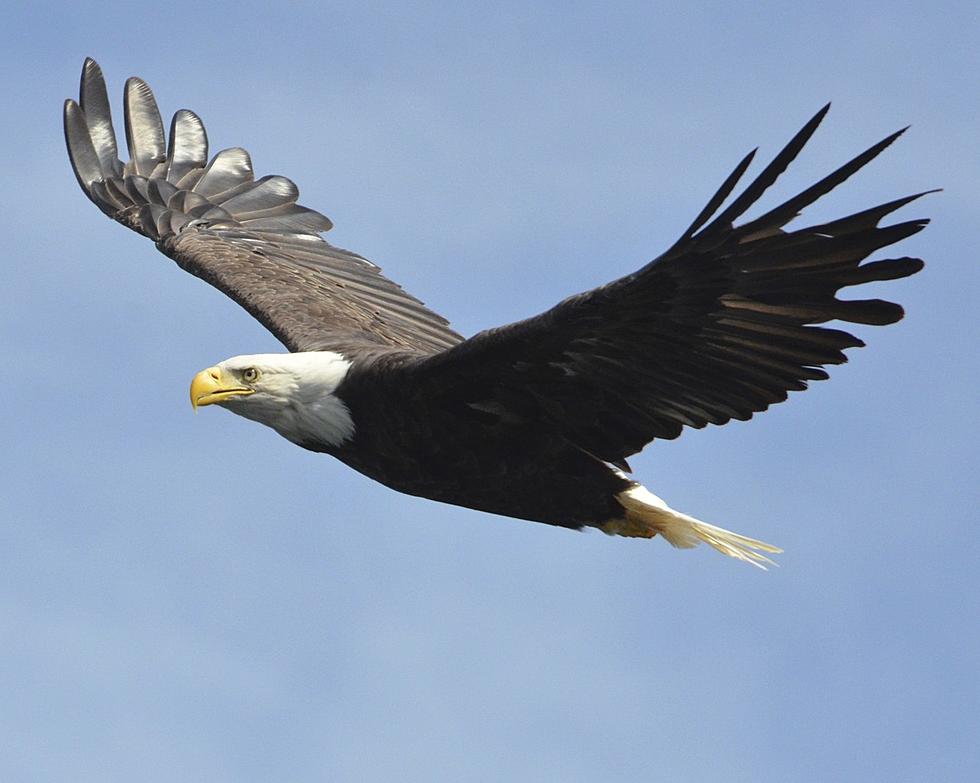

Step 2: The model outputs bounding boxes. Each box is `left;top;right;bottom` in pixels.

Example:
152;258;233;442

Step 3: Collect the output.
2;2;978;780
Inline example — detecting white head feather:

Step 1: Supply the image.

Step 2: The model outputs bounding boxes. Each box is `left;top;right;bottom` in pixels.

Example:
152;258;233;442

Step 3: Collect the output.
213;351;355;447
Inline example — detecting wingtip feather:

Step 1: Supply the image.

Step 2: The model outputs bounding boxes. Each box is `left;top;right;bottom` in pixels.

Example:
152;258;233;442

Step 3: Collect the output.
64;98;102;199
166;108;209;184
79;57;122;179
697;104;833;239
124;76;166;177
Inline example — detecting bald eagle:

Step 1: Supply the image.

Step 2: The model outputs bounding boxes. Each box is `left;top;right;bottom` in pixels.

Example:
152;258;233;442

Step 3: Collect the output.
65;59;928;568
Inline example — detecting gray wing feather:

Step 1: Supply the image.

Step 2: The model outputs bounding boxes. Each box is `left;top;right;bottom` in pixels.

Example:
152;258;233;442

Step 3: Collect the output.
165;109;208;184
64;99;105;200
79;59;122;178
65;58;461;354
168;189;210;214
192;147;254;199
123;77;166;177
239;208;334;234
218;175;300;218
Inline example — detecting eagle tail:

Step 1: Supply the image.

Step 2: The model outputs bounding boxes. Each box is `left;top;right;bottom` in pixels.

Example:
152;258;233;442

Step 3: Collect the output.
608;483;782;569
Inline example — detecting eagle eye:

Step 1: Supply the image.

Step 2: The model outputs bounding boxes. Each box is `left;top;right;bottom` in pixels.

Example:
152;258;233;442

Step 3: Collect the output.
242;367;260;383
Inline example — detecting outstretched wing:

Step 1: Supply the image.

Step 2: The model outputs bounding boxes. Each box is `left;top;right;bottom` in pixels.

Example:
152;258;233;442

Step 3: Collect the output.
410;105;928;469
64;58;462;354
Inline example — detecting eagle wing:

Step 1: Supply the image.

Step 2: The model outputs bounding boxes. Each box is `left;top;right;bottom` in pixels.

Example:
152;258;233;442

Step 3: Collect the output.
64;58;462;354
409;105;928;468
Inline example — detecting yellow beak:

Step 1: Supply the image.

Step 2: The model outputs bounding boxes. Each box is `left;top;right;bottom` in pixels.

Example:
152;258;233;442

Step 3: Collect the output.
190;366;254;410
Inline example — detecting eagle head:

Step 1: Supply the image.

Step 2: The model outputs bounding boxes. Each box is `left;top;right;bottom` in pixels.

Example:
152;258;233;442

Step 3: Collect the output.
189;352;355;447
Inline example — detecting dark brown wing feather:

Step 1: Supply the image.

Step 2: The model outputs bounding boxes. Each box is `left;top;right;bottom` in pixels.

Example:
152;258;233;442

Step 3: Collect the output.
409;106;929;468
64;58;462;353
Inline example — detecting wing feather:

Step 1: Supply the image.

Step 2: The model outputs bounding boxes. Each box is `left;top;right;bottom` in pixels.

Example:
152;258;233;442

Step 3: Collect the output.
64;99;105;199
191;147;254;199
123;77;166;177
408;108;928;464
217;175;299;217
79;58;122;179
65;59;461;353
695;104;830;243
165;109;208;184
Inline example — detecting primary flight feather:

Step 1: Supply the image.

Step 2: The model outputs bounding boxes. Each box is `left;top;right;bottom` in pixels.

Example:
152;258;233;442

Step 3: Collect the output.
65;58;927;567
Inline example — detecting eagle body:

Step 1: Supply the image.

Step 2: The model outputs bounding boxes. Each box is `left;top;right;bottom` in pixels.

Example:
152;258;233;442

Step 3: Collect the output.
329;352;632;528
66;59;929;567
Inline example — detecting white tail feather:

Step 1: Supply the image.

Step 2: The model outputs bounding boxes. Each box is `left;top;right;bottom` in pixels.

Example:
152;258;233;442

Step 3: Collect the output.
612;484;783;569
